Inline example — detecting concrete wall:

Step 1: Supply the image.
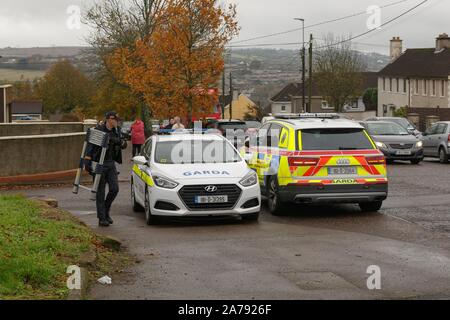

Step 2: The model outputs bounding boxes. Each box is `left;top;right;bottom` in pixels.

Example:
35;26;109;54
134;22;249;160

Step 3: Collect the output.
0;122;88;137
0;133;85;177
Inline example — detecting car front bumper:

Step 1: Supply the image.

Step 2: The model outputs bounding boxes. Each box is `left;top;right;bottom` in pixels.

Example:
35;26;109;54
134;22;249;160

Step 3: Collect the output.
278;183;388;204
380;148;424;161
148;182;261;217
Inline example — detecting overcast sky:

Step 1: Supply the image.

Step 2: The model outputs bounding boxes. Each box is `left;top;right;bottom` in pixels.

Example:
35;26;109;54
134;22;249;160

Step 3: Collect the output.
0;0;449;54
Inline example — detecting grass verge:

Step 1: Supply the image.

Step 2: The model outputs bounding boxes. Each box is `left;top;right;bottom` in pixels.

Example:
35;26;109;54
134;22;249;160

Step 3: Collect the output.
0;194;134;300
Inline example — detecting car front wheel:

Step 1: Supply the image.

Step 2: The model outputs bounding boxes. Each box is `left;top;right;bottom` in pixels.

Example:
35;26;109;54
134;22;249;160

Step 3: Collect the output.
131;180;144;212
144;189;158;225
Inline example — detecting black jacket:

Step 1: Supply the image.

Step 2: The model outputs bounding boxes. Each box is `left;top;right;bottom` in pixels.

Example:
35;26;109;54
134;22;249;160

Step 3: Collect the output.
86;124;127;165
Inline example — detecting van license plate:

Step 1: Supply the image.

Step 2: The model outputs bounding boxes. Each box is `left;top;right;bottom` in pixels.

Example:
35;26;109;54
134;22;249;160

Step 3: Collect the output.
328;167;357;175
195;196;229;204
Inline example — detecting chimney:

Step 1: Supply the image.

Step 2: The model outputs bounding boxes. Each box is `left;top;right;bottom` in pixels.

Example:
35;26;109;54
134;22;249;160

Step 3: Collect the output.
390;37;403;62
435;33;450;52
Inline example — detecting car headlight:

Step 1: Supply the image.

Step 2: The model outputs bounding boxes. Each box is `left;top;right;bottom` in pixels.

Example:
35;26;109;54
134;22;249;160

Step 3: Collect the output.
375;141;387;149
416;141;423;148
152;175;179;189
240;170;258;187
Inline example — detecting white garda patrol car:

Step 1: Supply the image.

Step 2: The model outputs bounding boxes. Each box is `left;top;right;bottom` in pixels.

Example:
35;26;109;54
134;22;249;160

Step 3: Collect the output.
131;133;261;224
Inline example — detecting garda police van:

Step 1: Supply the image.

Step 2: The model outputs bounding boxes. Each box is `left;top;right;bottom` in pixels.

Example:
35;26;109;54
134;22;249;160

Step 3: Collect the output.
131;133;261;224
244;114;388;215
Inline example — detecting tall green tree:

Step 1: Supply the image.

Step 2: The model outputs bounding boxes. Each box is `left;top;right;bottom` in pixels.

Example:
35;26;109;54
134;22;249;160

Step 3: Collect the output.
37;60;94;116
314;34;366;112
84;0;167;129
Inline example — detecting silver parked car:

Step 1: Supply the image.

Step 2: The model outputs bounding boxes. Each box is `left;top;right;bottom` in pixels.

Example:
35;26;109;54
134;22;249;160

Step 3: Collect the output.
362;121;424;164
365;117;422;138
423;122;450;163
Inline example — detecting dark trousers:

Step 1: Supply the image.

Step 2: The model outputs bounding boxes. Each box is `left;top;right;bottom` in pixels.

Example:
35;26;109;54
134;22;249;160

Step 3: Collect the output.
133;144;142;157
96;162;119;221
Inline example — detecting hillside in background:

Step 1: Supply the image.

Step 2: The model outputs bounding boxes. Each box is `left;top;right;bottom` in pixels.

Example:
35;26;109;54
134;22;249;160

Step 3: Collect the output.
0;46;389;107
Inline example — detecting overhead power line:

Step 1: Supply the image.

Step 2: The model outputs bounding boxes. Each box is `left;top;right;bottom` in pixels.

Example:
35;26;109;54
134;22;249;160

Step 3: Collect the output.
315;0;429;49
227;0;429;49
230;0;412;45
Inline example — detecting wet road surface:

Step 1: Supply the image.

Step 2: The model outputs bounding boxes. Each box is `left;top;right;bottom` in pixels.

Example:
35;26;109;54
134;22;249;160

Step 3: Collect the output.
7;154;450;300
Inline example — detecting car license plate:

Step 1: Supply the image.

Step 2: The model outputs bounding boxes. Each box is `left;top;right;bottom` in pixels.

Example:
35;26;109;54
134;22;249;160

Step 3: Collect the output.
396;150;412;155
195;196;229;204
328;167;357;175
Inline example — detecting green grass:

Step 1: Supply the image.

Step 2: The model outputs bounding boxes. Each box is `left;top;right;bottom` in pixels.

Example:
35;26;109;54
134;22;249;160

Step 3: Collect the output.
0;195;132;300
0;69;45;81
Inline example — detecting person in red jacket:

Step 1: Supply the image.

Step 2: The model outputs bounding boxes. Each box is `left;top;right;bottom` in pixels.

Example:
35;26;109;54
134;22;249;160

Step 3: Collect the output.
131;119;146;157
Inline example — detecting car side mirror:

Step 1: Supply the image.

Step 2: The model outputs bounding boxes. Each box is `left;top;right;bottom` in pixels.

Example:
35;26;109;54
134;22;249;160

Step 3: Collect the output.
133;156;148;166
245;138;250;149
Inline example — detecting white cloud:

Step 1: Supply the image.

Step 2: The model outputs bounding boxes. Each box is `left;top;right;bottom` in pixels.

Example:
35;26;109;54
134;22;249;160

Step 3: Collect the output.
0;0;448;52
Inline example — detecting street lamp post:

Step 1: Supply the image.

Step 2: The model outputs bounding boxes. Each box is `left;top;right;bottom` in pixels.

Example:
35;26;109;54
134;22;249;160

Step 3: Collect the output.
294;18;306;113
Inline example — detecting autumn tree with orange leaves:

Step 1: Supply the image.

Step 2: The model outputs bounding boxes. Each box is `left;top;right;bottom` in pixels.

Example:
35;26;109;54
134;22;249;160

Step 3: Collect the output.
110;0;239;122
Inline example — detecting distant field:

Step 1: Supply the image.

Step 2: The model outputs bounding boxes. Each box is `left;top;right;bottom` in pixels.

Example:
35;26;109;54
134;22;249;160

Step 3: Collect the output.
0;69;46;81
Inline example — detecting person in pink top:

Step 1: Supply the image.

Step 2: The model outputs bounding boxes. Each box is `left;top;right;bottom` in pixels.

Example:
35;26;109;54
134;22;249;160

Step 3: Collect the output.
131;119;146;157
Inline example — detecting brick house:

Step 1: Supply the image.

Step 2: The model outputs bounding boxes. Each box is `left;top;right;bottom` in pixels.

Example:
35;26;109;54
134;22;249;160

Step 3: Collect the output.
378;34;450;130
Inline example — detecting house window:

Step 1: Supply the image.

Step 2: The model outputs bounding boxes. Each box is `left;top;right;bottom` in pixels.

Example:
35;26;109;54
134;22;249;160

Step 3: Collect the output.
395;78;399;92
281;105;286;112
423;80;427;96
403;79;407;93
432;80;436;96
389;78;392;92
442;80;446;97
382;77;386;91
415;79;419;94
321;101;332;109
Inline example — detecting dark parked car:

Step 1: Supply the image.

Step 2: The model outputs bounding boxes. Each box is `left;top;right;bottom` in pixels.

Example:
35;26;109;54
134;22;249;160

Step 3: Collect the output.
365;117;422;138
362;121;424;164
423;121;450;163
213;120;248;147
245;121;261;137
121;121;133;141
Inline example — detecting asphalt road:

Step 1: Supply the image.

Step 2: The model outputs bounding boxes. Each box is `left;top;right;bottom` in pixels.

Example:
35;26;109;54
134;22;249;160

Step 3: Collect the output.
6;151;450;300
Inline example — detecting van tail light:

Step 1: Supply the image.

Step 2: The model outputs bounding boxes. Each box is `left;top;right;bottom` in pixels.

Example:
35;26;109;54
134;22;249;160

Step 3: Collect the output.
288;157;319;167
366;155;386;165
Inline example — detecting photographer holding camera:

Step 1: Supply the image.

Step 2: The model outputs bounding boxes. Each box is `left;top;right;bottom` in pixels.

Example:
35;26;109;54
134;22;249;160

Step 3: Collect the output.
85;112;128;227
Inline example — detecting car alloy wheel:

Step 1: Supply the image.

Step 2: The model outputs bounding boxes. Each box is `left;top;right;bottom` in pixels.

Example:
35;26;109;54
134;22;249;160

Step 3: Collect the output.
439;148;448;164
268;177;284;216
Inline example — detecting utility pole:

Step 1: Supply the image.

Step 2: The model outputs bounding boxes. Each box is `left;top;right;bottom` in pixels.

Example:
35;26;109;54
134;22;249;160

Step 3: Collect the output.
229;72;233;121
294;18;305;113
308;34;313;113
222;71;226;119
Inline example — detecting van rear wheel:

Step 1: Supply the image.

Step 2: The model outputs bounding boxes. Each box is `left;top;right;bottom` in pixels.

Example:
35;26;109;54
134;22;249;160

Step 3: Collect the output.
359;201;383;212
267;176;285;216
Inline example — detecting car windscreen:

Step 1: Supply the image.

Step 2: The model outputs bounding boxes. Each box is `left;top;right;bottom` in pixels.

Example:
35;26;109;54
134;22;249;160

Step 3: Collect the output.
388;118;412;129
300;128;374;151
155;140;242;164
366;123;409;136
